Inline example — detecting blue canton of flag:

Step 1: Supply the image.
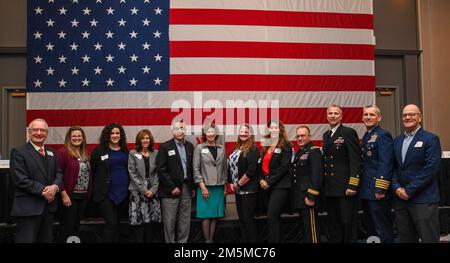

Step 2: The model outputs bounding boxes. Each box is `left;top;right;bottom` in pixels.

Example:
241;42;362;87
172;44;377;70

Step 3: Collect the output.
27;0;169;92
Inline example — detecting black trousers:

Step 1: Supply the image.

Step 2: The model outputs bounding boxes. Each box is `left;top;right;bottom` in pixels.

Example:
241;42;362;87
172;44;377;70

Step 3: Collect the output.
98;198;128;243
362;199;394;243
58;197;88;243
326;196;358;243
299;207;320;243
15;206;54;243
235;193;258;243
267;188;290;243
393;198;440;243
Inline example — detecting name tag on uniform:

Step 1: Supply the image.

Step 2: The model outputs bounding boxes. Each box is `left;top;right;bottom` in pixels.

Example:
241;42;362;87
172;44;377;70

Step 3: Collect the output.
201;148;210;154
134;154;142;159
300;153;308;160
46;151;54;156
101;154;109;161
414;141;423;148
168;150;176;156
274;148;281;154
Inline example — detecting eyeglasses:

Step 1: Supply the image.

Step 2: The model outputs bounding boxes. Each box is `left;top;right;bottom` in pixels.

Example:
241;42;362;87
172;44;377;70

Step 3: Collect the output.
29;128;48;133
172;128;186;132
402;113;420;118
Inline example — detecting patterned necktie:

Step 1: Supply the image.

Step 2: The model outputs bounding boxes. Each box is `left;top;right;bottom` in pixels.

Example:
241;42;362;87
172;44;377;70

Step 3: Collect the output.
38;148;45;157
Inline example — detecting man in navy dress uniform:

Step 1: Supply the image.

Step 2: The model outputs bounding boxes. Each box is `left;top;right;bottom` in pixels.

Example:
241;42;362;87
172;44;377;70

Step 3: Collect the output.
322;105;362;242
392;104;441;242
360;105;394;243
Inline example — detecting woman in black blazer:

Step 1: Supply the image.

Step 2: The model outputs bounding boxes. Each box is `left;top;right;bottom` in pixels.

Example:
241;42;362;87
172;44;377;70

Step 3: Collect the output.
91;123;129;243
228;124;260;243
259;120;293;243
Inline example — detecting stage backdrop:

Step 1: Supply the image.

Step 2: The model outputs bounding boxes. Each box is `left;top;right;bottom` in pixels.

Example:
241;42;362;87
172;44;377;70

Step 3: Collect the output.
26;0;375;152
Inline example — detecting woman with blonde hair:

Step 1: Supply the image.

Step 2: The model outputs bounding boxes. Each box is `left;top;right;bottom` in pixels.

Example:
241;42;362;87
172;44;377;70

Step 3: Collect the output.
57;126;92;243
228;124;260;243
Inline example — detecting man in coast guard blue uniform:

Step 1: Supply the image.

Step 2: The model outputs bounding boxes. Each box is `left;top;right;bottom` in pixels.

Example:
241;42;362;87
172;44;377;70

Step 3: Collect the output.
360;105;394;243
392;104;441;243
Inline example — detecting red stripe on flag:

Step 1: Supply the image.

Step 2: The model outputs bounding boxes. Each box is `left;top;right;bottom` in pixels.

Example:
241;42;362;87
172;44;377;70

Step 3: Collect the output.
169;75;375;91
170;41;374;60
27;108;364;126
170;9;373;29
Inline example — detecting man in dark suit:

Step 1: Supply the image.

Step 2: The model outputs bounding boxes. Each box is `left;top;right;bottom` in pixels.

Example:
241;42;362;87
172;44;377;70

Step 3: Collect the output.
322;105;362;242
392;104;441;242
292;125;323;243
156;119;195;243
10;118;63;243
360;105;394;243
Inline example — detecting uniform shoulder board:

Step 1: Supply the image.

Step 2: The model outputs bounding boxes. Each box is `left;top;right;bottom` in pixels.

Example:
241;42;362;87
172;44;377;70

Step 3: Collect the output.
311;146;320;149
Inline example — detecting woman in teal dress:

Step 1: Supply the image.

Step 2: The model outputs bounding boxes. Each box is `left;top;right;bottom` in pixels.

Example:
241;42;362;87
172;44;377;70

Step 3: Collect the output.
193;124;227;243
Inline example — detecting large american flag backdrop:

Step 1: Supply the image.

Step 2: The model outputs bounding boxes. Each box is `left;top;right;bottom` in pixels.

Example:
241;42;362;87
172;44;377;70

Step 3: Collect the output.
27;0;375;152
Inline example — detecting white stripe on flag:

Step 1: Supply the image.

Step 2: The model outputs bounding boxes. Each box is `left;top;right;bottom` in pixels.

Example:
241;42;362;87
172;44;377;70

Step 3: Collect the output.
27;91;375;110
171;0;373;14
170;58;374;76
170;25;375;45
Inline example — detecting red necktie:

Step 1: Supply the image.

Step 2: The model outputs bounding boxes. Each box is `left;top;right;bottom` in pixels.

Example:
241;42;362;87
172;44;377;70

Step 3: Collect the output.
38;148;45;157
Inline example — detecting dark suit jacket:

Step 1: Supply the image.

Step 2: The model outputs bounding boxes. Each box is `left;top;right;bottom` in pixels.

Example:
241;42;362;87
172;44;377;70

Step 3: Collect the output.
292;141;323;208
322;124;362;197
90;146;129;203
260;143;293;189
156;138;194;198
392;127;441;203
10;142;63;216
228;146;260;193
360;125;394;200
